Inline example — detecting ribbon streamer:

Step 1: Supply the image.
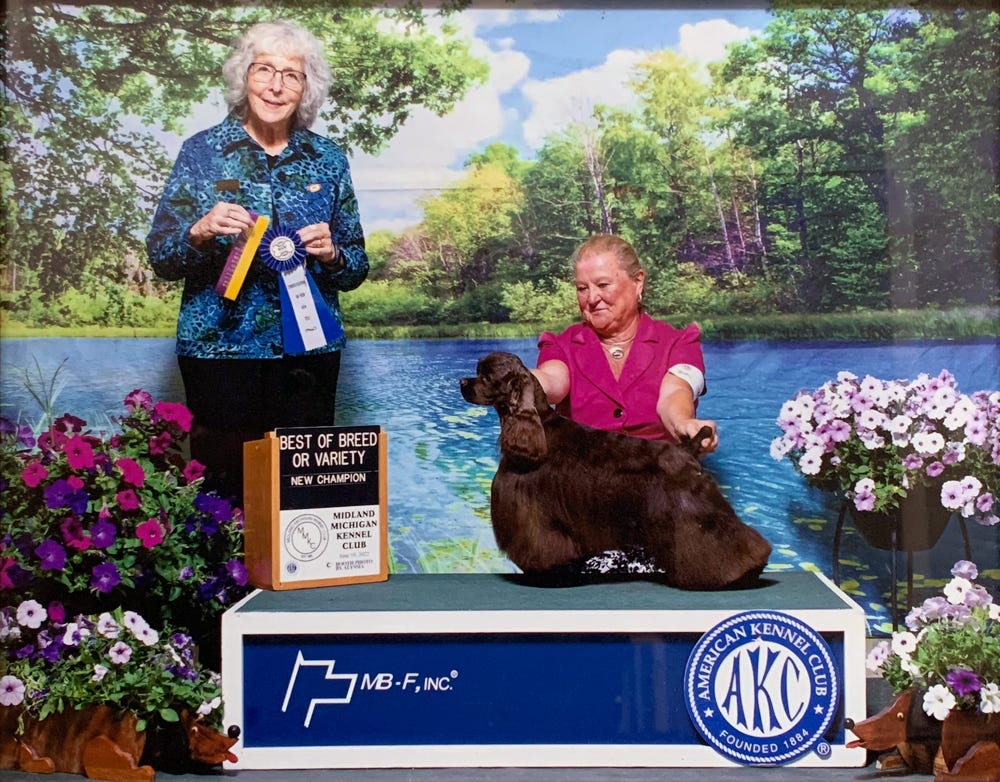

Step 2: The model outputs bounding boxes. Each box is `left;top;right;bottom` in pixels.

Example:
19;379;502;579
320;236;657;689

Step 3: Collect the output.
260;225;344;354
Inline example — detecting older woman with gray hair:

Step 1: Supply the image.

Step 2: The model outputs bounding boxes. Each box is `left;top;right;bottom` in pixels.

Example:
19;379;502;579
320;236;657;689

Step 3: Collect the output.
147;19;369;503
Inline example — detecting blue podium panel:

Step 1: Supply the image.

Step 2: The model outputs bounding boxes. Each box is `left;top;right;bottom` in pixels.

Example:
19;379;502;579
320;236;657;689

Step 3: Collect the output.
221;572;867;770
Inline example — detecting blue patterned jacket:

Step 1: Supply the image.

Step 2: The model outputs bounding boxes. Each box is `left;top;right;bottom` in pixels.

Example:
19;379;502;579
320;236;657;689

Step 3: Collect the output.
146;115;368;359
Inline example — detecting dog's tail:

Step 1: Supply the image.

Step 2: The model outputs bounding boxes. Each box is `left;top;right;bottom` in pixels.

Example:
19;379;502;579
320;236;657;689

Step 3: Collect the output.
678;425;714;457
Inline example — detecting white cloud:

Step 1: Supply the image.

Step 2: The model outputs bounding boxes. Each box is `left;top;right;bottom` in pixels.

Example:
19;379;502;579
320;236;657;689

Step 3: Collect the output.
352;17;531;232
519;47;648;150
678;19;754;66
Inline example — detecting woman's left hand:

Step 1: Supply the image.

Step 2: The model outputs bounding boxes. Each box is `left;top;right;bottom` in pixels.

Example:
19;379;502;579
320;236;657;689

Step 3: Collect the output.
297;223;340;267
674;418;719;455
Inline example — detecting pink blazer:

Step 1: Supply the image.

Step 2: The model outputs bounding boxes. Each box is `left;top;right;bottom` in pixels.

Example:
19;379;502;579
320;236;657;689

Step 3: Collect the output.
537;314;705;440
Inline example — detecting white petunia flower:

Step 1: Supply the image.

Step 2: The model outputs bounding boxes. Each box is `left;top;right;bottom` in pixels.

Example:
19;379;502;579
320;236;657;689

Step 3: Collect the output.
16;600;46;629
798;446;825;476
197;696;223;717
912;431;945;455
980;682;1000;714
97;612;121;639
891;631;918;656
943;577;972;605
865;642;890;672
923;685;957;720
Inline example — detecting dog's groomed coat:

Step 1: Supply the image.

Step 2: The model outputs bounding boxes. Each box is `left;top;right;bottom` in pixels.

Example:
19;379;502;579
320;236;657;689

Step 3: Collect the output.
460;351;772;590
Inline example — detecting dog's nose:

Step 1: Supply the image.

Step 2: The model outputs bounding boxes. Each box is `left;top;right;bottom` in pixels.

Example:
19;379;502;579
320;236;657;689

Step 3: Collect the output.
843;718;855;731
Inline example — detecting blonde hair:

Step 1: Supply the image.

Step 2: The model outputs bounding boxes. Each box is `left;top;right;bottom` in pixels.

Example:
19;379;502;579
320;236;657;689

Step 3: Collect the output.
222;20;330;129
572;234;644;281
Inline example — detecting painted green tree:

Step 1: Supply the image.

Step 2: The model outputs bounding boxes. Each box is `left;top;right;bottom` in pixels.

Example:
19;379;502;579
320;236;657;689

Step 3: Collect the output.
0;1;487;326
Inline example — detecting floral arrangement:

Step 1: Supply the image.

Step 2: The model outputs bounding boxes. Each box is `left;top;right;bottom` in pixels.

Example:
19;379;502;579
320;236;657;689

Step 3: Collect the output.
0;390;249;634
866;560;1000;720
771;370;1000;522
0;600;223;731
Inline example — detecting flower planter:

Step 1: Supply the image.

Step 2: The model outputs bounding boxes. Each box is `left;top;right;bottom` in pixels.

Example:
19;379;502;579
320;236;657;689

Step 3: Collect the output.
0;704;152;781
849;482;954;552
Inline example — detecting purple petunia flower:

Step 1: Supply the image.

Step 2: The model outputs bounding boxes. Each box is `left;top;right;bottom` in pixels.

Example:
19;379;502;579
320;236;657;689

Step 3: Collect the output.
926;461;945;478
226;559;249;586
91;562;121;593
946;668;982;697
44;479;76;509
950;560;978;580
40;638;64;663
34;540;67;571
90;518;117;549
194;493;233;523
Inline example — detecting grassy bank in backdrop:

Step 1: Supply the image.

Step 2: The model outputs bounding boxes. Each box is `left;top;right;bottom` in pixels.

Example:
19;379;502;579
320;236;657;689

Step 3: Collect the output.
2;306;997;342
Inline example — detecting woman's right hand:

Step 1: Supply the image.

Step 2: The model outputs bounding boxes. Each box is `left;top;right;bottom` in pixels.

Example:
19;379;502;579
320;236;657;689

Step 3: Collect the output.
189;202;255;246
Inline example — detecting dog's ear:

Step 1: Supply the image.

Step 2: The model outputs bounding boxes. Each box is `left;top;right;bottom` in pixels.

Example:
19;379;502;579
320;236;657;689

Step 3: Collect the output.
499;373;548;464
678;425;714;457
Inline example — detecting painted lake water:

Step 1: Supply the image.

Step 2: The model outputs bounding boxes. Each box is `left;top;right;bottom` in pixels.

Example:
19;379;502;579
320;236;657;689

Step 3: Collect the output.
2;336;998;633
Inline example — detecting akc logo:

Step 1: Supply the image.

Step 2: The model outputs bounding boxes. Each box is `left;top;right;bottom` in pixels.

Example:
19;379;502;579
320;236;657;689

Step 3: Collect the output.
684;610;839;765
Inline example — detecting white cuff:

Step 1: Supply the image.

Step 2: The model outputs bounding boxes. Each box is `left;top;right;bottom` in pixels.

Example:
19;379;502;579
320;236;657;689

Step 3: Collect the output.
669;363;706;398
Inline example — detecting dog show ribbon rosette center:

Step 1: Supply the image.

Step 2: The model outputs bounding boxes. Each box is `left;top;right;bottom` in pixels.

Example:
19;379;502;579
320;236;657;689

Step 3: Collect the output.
684;610;839;766
260;225;344;354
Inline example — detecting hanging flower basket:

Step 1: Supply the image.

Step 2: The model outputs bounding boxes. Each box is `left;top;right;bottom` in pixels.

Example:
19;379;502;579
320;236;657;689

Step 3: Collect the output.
849;481;954;552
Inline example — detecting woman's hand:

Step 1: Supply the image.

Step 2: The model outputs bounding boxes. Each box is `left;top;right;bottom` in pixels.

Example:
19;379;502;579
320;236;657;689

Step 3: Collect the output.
189;203;255;246
298;223;341;268
657;373;718;455
673;417;719;455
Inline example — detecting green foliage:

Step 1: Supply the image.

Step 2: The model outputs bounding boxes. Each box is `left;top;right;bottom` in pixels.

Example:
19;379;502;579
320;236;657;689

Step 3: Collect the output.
500;279;576;324
340;279;439;326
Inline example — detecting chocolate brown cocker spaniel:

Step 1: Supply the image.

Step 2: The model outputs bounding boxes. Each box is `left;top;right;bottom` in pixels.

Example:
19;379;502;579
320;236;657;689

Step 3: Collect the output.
459;351;771;590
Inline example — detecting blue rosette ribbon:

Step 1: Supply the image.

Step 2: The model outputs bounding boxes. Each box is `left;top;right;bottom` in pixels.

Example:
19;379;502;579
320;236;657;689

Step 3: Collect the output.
260;225;345;355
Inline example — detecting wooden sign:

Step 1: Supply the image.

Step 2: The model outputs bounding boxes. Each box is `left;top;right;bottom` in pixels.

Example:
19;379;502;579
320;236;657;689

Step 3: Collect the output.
243;425;388;590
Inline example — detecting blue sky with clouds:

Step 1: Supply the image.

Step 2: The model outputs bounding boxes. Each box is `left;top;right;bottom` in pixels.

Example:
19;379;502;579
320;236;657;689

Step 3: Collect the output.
166;5;772;234
348;5;772;233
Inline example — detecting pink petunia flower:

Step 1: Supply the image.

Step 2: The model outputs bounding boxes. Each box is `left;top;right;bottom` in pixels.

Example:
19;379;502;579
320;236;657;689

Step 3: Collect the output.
136;518;165;549
63;435;95;470
123;389;153;412
116;457;146;488
108;641;133;664
183;459;205;484
148;431;173;456
153;401;193;432
116;489;140;512
21;460;48;488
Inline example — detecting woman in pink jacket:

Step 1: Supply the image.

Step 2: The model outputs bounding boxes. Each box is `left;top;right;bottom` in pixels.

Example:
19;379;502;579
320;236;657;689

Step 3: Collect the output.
533;234;718;455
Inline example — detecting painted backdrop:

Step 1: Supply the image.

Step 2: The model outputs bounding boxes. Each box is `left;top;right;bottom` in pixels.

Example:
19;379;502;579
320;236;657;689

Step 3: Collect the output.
2;2;999;634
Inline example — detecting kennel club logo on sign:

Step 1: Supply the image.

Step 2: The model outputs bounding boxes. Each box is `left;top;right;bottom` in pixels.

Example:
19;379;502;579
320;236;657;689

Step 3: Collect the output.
684;610;839;765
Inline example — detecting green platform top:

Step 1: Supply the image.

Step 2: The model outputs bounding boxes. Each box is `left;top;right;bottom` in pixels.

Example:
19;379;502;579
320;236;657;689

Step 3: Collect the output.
234;571;860;616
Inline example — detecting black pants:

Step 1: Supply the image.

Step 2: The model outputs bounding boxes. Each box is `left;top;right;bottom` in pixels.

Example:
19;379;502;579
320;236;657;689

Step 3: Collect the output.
178;352;341;504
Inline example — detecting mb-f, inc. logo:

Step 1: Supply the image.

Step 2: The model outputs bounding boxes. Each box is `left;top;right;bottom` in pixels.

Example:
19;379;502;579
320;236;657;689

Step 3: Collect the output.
684;611;839;765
